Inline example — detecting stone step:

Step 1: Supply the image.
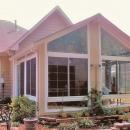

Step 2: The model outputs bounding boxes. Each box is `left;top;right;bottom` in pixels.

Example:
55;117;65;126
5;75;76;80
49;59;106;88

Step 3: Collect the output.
40;117;56;122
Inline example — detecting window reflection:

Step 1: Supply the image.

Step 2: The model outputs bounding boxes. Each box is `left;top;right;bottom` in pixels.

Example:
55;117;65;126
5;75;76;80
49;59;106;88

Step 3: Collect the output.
101;29;130;56
48;57;88;97
102;60;130;95
48;27;87;54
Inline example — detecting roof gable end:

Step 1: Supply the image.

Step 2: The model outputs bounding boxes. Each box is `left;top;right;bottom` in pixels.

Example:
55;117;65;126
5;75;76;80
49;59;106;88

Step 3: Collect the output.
10;6;72;49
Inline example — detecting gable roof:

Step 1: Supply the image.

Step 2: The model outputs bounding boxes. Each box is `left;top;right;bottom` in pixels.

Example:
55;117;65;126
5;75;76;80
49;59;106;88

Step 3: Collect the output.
36;13;130;50
9;6;72;50
0;20;26;52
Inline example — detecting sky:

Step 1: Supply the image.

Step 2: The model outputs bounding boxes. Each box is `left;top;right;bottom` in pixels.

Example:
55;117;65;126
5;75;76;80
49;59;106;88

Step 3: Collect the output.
0;0;130;35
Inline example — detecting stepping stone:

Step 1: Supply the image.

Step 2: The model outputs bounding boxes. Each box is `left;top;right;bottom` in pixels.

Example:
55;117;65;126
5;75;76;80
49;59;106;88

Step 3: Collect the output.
114;123;124;128
110;127;119;130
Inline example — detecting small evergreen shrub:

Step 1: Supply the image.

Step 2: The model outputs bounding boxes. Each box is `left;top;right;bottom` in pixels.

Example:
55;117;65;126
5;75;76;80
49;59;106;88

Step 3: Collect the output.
78;118;94;128
11;122;20;127
11;96;36;123
58;122;78;130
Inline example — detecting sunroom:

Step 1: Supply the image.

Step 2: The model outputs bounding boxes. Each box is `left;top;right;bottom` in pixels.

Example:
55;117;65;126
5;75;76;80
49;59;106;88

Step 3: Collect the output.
41;20;130;112
13;15;130;114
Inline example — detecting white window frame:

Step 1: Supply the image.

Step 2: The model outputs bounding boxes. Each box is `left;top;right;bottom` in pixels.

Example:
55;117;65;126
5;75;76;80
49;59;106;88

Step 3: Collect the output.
15;53;38;101
47;52;89;111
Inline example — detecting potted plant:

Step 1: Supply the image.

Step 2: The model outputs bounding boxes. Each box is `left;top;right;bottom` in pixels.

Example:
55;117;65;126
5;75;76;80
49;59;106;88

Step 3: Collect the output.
22;98;37;130
23;118;38;130
11;96;37;130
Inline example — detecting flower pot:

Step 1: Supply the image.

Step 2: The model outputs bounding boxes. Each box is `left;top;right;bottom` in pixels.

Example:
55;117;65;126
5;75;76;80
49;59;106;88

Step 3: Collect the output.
11;127;19;130
24;118;38;130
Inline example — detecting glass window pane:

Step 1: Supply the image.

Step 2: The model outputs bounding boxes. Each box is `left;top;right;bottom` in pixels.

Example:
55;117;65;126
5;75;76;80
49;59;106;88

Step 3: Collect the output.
48;57;68;97
101;29;130;56
16;65;20;96
102;60;130;95
102;60;118;95
20;62;24;96
26;60;31;95
31;58;36;96
69;58;88;96
118;61;130;94
48;27;87;54
48;101;87;110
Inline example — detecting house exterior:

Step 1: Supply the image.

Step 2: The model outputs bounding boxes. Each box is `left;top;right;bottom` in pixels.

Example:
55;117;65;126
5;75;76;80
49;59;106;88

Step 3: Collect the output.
1;6;130;115
0;20;26;98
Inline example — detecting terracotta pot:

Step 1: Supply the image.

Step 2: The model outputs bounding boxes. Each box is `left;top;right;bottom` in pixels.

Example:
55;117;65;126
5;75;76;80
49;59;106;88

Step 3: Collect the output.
0;126;7;130
11;127;19;130
39;128;58;130
24;118;38;130
78;128;102;130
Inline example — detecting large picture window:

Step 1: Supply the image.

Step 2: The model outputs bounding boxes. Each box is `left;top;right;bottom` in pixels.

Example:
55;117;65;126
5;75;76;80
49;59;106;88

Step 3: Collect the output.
101;29;130;95
48;27;87;54
48;57;88;97
47;26;88;110
102;60;130;94
101;29;130;56
26;58;36;96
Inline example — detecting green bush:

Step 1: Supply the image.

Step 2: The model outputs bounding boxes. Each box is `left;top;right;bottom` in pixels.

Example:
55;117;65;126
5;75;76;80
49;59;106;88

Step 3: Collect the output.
110;107;123;115
11;122;20;127
71;111;83;120
102;107;113;116
11;96;36;123
78;118;94;128
58;122;78;130
87;89;104;116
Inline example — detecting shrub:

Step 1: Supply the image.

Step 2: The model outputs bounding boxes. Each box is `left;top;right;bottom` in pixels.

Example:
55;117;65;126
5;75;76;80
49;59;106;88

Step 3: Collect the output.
0;97;12;104
58;110;68;118
119;112;130;121
81;108;90;117
11;96;36;123
87;89;104;116
11;122;20;127
58;122;78;130
102;107;113;116
78;118;94;128
103;106;124;116
71;111;83;120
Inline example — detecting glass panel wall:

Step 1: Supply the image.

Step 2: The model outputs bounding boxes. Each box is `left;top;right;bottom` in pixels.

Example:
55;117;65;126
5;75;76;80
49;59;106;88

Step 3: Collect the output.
69;58;88;96
47;26;88;110
48;57;68;97
16;62;24;96
102;60;130;95
48;57;88;97
102;60;118;95
48;27;87;54
26;58;36;96
118;61;130;94
20;62;24;96
48;101;87;110
101;29;130;56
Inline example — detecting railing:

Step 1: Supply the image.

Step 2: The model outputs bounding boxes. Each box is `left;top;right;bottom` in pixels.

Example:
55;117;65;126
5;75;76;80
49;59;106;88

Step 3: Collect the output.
102;94;130;107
